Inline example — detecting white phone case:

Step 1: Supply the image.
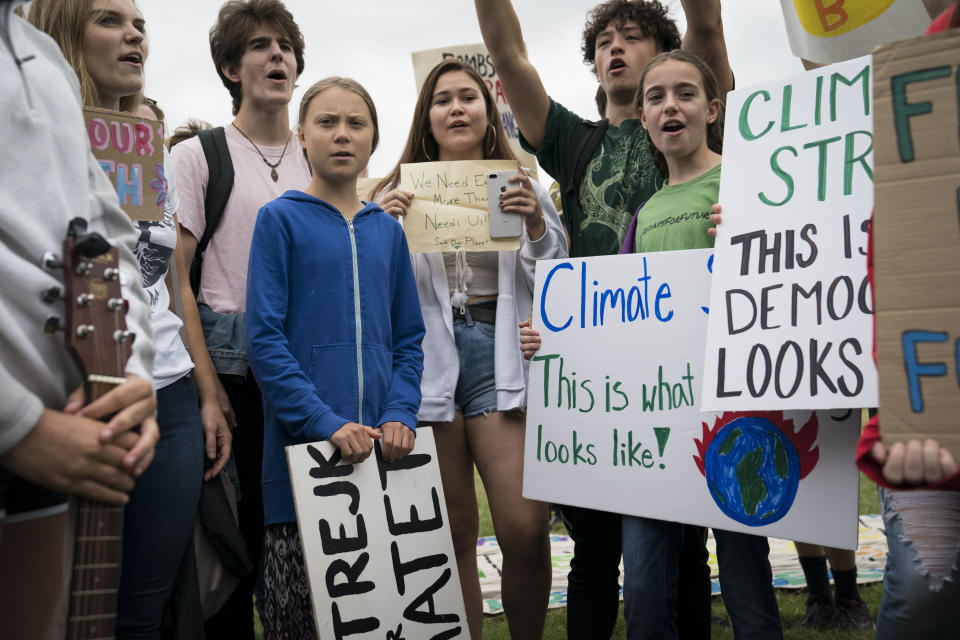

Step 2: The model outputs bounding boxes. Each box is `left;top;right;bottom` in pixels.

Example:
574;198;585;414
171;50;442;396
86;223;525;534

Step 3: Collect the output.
486;170;523;239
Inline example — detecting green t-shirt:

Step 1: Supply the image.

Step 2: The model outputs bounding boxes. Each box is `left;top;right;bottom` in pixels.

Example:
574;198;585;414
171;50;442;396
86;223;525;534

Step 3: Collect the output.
520;99;662;257
634;164;720;254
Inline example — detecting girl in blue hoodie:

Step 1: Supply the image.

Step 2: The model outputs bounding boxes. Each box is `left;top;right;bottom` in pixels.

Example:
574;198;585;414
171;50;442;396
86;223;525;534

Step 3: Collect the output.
245;77;425;637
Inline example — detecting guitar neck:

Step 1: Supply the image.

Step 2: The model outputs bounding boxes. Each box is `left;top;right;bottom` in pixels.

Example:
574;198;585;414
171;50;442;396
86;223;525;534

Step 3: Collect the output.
59;222;134;640
67;378;127;640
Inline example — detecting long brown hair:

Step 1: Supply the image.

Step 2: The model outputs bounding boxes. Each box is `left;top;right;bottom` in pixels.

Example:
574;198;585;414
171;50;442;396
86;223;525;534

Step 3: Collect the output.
28;0;144;112
372;59;515;199
635;50;724;179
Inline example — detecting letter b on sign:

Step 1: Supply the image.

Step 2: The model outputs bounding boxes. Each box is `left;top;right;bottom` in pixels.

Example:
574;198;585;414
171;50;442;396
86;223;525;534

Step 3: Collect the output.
791;0;895;37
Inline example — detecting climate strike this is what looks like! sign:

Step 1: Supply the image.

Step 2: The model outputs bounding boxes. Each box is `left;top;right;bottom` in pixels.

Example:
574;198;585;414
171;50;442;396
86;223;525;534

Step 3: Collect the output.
524;251;860;549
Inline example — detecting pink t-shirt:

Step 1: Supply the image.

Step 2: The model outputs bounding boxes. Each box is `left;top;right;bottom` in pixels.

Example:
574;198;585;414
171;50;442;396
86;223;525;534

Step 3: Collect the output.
172;125;311;313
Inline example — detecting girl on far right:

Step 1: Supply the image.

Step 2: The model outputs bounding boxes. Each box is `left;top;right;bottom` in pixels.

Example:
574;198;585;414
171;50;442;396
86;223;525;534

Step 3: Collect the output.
855;7;960;638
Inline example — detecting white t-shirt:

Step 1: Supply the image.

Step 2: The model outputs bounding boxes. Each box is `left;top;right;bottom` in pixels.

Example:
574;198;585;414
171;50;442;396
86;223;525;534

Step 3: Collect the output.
171;125;311;314
134;147;192;390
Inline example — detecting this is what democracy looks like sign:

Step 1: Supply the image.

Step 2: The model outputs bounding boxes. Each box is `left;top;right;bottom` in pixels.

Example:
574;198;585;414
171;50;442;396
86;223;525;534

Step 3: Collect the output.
703;56;877;411
287;428;466;639
525;251;860;548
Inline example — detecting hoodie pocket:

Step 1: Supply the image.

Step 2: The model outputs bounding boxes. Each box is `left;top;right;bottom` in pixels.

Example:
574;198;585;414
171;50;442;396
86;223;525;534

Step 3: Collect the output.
307;344;357;420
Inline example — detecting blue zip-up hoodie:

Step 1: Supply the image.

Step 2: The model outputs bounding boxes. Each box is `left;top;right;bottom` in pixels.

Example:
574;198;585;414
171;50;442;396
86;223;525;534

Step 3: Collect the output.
246;191;425;525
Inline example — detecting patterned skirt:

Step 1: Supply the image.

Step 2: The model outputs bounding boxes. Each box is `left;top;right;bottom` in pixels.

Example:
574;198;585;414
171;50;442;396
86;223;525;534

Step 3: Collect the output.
262;523;318;640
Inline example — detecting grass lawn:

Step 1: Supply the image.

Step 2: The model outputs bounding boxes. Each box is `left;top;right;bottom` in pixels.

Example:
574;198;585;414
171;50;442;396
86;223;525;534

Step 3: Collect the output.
478;472;882;639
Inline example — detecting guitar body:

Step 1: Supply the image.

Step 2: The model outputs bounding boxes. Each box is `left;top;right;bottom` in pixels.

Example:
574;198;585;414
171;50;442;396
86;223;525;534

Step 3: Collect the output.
60;219;133;640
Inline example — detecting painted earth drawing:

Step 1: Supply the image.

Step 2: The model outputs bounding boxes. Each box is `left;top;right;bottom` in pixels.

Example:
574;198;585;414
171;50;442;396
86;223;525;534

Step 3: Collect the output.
694;412;820;527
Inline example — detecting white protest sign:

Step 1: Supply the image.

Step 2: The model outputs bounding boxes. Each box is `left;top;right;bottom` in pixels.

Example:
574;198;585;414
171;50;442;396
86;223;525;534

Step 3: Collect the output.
779;0;929;65
401;160;521;253
702;56;877;411
412;44;538;178
525;251;859;548
287;427;467;638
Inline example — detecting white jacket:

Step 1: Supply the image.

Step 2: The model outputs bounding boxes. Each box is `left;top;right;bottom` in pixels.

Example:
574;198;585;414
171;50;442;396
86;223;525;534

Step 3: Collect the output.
414;181;567;421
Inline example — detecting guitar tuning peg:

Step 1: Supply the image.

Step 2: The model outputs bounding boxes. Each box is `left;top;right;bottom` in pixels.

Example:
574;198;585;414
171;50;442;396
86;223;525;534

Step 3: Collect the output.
43;316;63;334
41;251;63;271
41;286;64;303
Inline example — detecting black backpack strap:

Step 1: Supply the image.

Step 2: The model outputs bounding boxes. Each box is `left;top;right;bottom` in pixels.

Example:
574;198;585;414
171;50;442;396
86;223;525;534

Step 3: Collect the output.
563;118;608;257
190;127;234;294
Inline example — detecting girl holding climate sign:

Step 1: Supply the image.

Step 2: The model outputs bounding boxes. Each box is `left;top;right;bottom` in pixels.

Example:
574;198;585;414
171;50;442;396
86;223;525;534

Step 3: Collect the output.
623;50;783;638
245;77;425;636
28;0;232;635
372;59;566;638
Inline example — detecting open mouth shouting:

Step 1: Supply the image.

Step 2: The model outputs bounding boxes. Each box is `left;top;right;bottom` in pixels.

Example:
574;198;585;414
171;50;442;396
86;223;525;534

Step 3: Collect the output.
266;69;288;82
119;51;143;66
609;57;627;75
662;120;686;135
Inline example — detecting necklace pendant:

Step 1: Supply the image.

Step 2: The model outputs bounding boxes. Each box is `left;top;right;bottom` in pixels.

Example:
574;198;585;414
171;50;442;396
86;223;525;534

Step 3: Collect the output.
270;167;278;182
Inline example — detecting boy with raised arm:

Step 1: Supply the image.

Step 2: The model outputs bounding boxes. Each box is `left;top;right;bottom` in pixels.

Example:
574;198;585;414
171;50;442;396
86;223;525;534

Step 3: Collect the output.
474;2;770;638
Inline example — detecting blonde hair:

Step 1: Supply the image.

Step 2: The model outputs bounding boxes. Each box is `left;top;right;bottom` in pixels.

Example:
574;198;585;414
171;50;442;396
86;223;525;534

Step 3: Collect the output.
28;0;144;112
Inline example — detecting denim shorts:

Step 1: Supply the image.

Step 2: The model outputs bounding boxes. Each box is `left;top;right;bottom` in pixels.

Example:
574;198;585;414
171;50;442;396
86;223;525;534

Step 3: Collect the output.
453;311;498;418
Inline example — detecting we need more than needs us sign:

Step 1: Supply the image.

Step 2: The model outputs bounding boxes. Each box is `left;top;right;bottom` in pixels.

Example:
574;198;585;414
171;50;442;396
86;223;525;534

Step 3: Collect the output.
287;428;466;639
525;251;859;548
703;56;877;411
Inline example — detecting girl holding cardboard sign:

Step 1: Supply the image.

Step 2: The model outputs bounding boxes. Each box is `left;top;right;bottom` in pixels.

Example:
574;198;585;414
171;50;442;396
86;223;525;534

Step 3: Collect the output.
28;1;232;636
372;59;566;638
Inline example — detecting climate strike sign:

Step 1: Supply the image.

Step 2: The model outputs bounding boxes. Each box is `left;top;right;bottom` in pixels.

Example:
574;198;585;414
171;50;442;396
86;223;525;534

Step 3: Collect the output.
702;56;877;411
524;251;860;548
287;428;467;639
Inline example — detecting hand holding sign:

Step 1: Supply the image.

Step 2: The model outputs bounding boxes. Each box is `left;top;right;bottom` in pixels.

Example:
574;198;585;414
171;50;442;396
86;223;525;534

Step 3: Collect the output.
330;422;381;464
400;160;522;253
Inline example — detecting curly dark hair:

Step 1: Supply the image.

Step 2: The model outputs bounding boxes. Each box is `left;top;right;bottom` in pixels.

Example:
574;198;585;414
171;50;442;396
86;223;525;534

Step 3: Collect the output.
210;0;305;115
581;0;681;70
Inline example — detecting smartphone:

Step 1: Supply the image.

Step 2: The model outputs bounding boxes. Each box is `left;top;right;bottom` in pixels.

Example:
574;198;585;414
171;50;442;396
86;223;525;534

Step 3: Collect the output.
486;170;523;239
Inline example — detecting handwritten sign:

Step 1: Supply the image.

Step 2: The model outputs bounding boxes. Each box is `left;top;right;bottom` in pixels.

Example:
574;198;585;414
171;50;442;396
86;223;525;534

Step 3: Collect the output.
702;56;877;410
401;160;520;253
779;0;929;65
412;44;538;178
872;30;960;460
287;427;467;639
84;107;164;221
525;251;860;548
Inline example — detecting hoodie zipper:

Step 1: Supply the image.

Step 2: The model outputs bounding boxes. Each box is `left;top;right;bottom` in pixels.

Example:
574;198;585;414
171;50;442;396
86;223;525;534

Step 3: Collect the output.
0;4;33;109
347;218;364;425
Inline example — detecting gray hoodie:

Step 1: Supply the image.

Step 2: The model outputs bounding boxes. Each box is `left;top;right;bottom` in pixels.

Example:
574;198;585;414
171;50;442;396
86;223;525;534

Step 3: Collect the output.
0;2;155;456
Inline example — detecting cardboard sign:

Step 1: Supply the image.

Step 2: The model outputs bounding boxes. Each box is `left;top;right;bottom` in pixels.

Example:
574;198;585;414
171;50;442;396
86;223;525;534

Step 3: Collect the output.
412;44;538;178
84;107;165;221
872;29;960;460
356;177;382;202
400;160;521;253
702;56;878;410
525;251;860;548
779;0;929;65
287;427;467;638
